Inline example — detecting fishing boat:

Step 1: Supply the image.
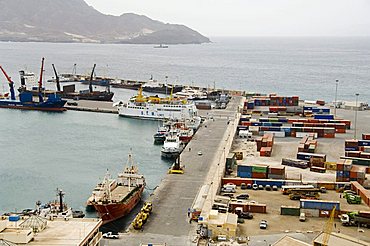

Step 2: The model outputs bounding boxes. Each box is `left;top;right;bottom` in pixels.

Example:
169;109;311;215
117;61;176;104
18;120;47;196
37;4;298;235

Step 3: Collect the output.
90;152;145;224
114;87;198;121
153;126;169;144
0;64;67;112
161;132;184;159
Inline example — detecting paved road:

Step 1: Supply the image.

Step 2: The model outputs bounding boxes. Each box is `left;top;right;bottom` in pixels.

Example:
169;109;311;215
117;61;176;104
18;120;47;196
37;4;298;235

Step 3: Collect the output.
103;97;243;246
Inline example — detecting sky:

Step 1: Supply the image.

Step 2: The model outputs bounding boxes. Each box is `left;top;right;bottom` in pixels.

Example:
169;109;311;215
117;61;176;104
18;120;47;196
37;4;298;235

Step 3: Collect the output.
84;0;370;37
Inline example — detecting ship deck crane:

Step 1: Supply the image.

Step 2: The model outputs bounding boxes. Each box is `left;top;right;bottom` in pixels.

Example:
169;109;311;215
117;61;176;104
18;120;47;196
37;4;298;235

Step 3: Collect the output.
38;57;45;102
0;65;16;100
52;64;61;92
89;64;96;93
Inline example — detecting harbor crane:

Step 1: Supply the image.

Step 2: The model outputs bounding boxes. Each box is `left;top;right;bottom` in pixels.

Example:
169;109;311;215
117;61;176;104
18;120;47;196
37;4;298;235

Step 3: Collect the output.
322;206;336;246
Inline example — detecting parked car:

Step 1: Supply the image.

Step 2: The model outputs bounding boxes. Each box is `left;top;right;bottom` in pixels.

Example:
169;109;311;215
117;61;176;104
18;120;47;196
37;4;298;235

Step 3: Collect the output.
320;187;327;193
237;217;245;223
272;185;278;191
239;212;253;219
252;184;258;190
103;232;119;239
221;193;234;198
259;220;268;229
265;185;272;191
247;183;252;189
221;187;236;193
258;185;264;190
236;194;249;200
240;183;247;190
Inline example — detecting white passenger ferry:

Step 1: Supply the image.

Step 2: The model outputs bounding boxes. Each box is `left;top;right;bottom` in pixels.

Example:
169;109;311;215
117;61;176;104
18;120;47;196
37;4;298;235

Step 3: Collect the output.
114;87;198;120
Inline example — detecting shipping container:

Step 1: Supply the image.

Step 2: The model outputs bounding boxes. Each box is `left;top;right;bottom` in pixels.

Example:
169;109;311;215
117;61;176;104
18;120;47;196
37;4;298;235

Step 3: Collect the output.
280;206;300;216
252;165;269;173
300;199;340;211
300;208;320;217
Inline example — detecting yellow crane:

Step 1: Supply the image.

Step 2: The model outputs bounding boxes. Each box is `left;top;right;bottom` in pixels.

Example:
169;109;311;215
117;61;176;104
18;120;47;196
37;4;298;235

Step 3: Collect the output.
322;207;336;246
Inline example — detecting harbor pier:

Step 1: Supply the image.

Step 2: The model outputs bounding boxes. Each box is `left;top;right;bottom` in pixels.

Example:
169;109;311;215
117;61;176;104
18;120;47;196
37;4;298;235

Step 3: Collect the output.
104;96;244;245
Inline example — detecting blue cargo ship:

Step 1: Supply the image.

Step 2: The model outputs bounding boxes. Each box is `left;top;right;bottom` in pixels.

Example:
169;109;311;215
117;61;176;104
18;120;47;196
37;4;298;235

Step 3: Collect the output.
0;63;67;112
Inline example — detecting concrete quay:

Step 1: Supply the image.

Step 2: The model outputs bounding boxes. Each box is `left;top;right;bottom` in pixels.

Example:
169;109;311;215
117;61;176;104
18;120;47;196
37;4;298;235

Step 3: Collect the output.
103;96;244;246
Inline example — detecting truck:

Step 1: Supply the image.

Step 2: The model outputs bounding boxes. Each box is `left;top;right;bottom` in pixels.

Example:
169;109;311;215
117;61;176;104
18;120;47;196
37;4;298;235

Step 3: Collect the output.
340;212;370;228
346;194;361;204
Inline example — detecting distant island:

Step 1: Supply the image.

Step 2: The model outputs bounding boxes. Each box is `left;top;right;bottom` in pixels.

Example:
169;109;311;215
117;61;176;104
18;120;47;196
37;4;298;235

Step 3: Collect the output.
0;0;210;44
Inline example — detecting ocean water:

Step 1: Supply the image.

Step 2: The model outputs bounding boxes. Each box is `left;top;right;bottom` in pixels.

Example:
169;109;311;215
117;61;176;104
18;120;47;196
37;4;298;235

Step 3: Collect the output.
1;37;369;103
0;37;369;217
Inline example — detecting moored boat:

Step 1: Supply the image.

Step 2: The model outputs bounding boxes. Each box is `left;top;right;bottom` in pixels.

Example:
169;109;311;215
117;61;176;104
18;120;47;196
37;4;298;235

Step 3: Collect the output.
161;133;184;159
0;64;67;112
114;87;198;121
89;152;145;224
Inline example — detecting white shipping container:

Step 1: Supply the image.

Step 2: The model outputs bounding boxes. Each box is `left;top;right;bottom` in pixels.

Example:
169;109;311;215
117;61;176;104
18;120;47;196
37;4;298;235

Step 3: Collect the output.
364;146;370;153
249;126;259;132
239;130;252;138
296;132;318;139
267;131;286;138
301;208;319;217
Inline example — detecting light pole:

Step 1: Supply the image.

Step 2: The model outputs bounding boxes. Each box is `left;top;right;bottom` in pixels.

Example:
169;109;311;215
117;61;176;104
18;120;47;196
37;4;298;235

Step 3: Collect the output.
334;79;339;118
354;93;359;139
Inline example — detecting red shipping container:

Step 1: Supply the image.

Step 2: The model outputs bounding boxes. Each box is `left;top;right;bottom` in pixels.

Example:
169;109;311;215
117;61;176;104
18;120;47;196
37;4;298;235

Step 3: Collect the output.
366;167;370;174
363;133;370;140
252;172;267;179
350;172;358;178
360;152;370;159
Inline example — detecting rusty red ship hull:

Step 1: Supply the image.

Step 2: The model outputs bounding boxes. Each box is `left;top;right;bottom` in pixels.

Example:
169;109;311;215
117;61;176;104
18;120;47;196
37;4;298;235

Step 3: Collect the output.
93;185;145;224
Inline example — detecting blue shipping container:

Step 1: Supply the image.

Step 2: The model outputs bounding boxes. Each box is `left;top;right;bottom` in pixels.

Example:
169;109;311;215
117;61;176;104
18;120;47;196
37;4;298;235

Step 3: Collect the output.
358;140;370;146
314;114;334;120
238;171;252;178
300;200;340;211
345;147;359;151
9;215;20;222
237;165;252;173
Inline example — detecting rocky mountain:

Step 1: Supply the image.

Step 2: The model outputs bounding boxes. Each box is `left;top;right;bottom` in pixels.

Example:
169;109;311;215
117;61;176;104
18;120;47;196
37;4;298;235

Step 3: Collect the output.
0;0;210;44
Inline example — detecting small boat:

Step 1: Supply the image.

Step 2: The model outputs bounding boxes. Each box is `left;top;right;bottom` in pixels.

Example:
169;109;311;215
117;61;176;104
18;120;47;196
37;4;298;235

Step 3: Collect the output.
38;189;85;219
161;132;184;159
154;44;169;48
153;126;168;143
179;127;194;144
89;152;146;224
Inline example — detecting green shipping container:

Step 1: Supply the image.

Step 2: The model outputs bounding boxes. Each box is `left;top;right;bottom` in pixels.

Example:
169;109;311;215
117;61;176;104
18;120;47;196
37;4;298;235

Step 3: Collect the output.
252;165;268;173
280;206;300;216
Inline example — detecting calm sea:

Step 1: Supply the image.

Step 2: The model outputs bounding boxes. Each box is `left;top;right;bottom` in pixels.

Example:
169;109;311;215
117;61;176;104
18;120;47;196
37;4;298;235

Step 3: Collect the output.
1;37;369;102
0;37;369;217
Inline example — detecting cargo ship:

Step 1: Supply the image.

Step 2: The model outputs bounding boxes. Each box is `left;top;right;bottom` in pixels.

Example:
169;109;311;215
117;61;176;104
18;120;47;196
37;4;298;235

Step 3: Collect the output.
89;152;145;224
114;87;198;121
0;64;67;111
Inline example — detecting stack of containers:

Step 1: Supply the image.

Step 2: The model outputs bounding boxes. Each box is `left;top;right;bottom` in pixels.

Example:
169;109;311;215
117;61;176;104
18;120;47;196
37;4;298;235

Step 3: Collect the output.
298;134;317;153
237;164;268;179
269;95;299;106
310;157;326;173
268;166;286;179
252;164;269;178
288;118;351;130
300;199;340;218
292;122;346;133
259;134;274;157
345;138;370;159
349;165;366;184
336;159;352;182
290;126;335;138
297;152;326;162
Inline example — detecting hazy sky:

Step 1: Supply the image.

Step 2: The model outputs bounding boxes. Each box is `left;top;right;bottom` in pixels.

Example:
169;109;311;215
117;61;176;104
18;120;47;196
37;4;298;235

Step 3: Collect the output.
84;0;370;37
